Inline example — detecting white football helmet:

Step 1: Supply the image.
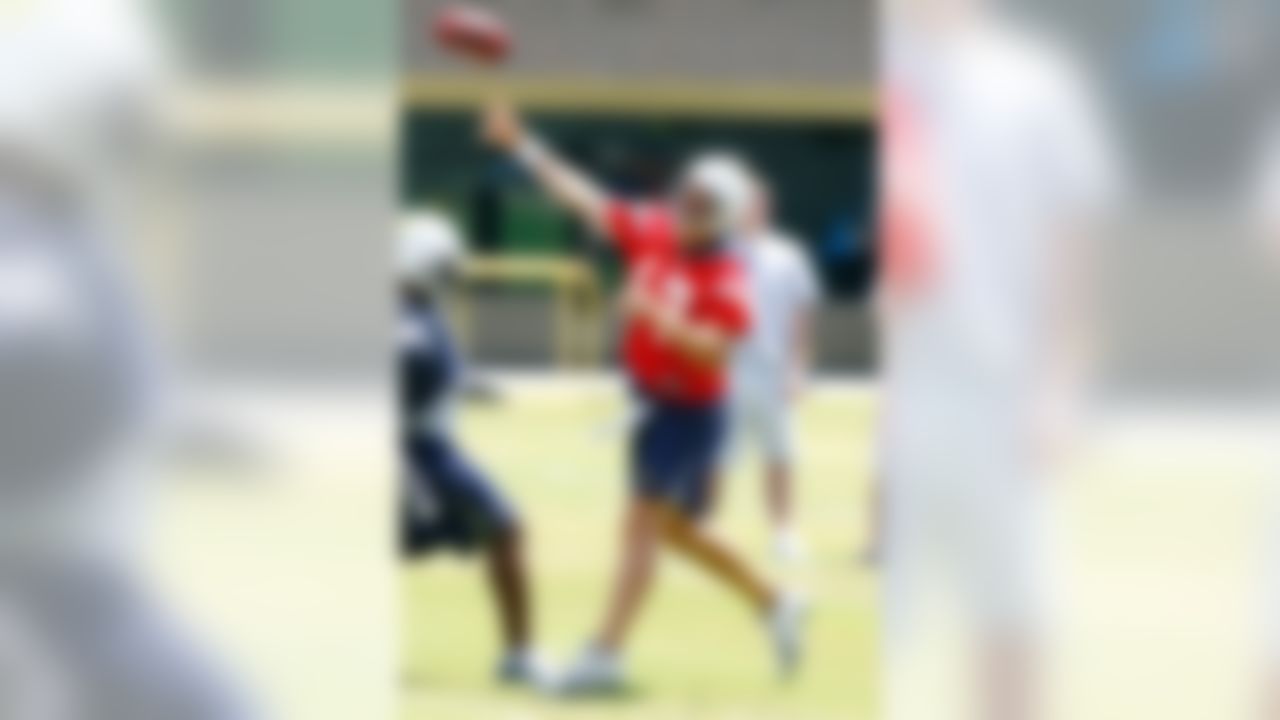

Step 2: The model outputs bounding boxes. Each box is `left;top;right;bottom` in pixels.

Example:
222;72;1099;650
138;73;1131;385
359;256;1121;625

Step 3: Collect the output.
397;210;465;291
678;151;756;235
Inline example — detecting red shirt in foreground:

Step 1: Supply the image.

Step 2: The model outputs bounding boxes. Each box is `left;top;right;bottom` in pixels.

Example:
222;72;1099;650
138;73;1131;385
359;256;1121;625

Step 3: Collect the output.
606;201;751;406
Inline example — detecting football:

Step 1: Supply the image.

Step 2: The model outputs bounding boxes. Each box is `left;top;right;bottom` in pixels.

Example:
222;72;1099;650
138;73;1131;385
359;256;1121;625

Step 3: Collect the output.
431;3;513;65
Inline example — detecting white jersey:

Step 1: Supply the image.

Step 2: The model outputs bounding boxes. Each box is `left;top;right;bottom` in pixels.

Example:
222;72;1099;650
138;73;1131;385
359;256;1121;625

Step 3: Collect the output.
1250;117;1280;665
880;20;1118;654
1251;118;1280;233
0;0;163;188
0;0;165;558
731;229;821;395
885;21;1117;412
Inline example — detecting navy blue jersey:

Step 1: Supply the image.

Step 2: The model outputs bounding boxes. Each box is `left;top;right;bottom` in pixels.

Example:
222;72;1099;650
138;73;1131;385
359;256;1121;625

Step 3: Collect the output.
398;295;514;554
399;297;460;439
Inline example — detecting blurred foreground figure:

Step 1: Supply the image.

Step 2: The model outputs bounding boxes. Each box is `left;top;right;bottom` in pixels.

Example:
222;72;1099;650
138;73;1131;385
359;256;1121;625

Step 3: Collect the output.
1250;119;1280;720
724;176;821;565
481;99;807;695
882;0;1116;718
0;1;251;717
397;211;544;686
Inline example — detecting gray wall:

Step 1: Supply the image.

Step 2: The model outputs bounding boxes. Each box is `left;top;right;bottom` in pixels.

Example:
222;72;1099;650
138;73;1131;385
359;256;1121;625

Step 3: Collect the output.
460;291;875;373
403;0;874;88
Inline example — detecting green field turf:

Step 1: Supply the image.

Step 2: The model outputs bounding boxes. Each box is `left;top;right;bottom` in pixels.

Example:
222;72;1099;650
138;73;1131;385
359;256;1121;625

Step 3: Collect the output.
401;384;879;719
150;385;1273;719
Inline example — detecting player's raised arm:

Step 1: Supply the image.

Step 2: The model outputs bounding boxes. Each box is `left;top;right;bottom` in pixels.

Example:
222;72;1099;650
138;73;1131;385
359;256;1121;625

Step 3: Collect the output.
480;98;610;236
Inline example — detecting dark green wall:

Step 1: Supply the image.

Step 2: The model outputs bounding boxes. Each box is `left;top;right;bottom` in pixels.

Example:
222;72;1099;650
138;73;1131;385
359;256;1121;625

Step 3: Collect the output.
401;110;877;298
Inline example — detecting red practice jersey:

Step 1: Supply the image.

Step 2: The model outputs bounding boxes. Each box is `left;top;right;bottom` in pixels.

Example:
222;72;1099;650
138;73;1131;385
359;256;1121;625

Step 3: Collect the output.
606;201;751;406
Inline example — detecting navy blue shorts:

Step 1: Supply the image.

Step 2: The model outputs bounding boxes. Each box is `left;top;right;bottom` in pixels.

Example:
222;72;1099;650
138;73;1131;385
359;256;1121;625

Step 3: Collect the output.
401;432;517;555
630;396;727;519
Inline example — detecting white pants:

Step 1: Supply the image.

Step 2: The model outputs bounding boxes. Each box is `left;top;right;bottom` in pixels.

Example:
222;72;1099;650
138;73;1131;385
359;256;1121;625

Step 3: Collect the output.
725;381;795;466
881;396;1052;649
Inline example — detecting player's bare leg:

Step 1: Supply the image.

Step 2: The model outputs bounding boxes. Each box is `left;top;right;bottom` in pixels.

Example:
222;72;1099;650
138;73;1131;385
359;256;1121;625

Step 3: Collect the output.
558;497;807;693
596;499;663;652
1266;665;1280;720
486;522;531;653
653;501;774;612
860;475;885;566
765;460;806;563
653;501;808;677
486;522;545;684
555;500;661;694
766;461;791;530
980;632;1039;720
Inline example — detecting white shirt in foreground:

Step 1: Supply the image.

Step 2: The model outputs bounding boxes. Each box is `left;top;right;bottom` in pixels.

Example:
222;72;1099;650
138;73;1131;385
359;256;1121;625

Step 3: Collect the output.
885;20;1118;402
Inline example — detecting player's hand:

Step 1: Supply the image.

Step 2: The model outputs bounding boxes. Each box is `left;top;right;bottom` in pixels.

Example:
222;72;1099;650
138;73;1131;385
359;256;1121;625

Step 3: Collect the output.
621;278;678;334
620;277;652;321
480;97;525;152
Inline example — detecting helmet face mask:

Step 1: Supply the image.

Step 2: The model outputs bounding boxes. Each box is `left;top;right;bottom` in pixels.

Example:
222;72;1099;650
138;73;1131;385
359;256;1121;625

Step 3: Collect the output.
674;151;754;246
673;185;721;243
